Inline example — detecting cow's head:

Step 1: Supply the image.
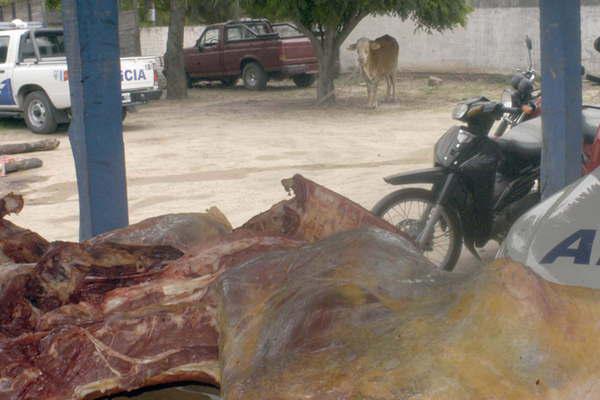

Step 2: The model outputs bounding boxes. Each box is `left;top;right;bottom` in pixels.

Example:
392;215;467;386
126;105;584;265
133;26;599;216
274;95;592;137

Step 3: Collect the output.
347;38;381;67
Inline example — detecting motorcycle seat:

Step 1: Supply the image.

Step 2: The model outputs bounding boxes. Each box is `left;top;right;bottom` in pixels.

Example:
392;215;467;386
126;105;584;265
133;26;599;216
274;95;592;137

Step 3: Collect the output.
498;108;600;159
497;118;542;161
582;106;600;144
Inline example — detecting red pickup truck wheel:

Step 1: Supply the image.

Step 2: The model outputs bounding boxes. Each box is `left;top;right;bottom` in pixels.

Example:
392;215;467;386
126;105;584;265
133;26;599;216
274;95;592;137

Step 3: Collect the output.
242;62;267;91
293;74;316;88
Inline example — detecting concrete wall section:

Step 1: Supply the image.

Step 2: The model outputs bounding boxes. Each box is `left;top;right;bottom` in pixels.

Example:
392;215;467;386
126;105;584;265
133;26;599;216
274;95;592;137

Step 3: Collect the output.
341;6;600;74
119;10;141;57
140;26;206;57
341;8;540;74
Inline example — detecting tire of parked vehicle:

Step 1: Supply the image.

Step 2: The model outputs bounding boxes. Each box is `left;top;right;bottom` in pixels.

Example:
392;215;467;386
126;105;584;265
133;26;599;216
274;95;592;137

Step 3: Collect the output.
292;74;316;88
23;91;58;134
242;62;267;91
221;78;238;87
122;108;128;122
372;188;463;271
186;73;194;89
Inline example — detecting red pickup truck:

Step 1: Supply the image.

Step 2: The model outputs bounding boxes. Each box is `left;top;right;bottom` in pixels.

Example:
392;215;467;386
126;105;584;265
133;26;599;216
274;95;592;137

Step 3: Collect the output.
183;19;318;90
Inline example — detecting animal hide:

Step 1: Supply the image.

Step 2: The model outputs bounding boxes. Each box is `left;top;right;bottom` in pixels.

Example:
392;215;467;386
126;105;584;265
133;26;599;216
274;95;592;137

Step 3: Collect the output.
0;193;49;264
0;175;399;399
4;176;594;400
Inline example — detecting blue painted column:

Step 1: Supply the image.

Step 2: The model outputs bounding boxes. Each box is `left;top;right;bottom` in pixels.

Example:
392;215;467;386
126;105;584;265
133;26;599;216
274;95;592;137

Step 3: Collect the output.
539;0;582;199
62;0;129;240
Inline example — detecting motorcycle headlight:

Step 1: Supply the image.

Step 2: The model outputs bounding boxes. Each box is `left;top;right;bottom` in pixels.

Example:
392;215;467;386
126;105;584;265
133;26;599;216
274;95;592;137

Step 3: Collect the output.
452;103;469;120
501;90;514;108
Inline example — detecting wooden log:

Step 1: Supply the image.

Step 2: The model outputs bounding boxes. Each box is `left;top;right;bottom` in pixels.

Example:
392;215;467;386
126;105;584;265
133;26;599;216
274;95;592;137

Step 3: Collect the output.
3;158;43;174
0;139;60;155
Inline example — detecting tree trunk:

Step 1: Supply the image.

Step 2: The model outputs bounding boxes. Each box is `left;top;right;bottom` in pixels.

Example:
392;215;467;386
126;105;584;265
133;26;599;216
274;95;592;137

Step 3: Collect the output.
165;0;187;100
233;0;241;20
295;14;365;105
316;31;338;105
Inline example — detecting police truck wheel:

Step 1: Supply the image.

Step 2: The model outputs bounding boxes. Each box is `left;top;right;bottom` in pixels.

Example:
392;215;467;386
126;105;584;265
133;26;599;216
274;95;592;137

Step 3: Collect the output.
24;91;58;134
242;62;267;90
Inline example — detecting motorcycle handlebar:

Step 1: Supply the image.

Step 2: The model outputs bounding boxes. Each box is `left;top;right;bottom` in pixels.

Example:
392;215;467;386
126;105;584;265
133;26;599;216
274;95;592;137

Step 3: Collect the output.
501;106;521;114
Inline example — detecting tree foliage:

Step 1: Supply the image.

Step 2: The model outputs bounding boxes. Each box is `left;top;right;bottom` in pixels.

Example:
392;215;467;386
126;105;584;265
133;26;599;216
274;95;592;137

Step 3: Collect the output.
135;0;237;25
243;0;471;33
44;0;236;25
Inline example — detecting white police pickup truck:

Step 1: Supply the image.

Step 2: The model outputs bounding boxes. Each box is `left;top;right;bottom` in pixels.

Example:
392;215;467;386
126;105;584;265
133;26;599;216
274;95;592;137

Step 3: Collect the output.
0;20;162;134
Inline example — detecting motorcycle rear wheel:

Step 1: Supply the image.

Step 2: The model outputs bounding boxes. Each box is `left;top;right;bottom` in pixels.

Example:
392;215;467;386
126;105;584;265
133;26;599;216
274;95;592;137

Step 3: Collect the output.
372;188;463;271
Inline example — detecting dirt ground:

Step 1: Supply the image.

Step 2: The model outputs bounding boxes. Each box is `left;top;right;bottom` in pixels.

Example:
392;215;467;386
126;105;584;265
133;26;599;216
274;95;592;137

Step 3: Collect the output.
2;74;600;399
2;73;599;263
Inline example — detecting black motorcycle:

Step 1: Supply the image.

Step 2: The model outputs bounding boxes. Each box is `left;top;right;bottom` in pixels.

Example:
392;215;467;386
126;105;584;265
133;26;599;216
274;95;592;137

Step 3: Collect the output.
373;98;541;271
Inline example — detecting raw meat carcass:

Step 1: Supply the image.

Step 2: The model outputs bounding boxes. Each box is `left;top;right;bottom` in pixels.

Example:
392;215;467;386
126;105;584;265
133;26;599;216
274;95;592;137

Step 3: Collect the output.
0;193;49;264
87;208;232;252
219;230;600;400
0;175;400;399
240;175;399;241
5;175;598;400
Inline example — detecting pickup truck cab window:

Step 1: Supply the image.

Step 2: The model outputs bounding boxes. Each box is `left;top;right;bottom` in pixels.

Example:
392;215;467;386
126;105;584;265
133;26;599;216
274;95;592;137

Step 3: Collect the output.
0;36;9;63
226;27;243;41
244;22;269;35
20;31;65;60
272;23;302;38
226;26;257;42
200;28;220;47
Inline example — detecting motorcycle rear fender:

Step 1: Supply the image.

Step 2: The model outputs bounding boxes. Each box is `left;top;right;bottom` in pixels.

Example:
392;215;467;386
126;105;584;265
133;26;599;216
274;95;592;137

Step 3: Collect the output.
384;167;446;185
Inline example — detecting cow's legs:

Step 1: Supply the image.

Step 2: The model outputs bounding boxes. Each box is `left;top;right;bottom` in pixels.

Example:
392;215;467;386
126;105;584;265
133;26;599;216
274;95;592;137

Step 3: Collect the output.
368;82;379;108
385;76;392;102
390;72;397;103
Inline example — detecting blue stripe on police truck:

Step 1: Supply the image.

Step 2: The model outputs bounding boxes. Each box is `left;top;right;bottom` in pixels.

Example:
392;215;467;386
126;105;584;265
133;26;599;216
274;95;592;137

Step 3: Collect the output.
121;69;147;82
0;78;16;105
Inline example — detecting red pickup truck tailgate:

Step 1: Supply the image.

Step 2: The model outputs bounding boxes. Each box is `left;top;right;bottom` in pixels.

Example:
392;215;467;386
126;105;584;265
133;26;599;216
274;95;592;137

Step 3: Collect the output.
280;37;318;73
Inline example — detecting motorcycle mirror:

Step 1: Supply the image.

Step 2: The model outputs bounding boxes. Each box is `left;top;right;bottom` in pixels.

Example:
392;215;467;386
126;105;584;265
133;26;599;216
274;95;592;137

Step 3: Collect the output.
525;35;533;50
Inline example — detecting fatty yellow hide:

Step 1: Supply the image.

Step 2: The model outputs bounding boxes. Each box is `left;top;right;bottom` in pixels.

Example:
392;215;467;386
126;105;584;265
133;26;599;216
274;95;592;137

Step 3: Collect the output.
218;228;600;400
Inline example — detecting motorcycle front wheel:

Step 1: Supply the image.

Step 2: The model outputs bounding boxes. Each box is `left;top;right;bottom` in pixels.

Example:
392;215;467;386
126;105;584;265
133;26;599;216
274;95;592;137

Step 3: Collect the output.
372;188;463;271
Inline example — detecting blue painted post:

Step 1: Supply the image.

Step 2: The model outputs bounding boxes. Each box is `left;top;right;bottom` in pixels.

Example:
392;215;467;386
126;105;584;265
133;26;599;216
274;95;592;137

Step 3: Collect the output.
539;0;582;199
62;0;129;240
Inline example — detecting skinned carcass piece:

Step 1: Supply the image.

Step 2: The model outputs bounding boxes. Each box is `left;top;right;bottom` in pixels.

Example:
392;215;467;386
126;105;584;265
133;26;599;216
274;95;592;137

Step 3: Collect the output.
10;173;600;399
218;229;600;400
241;175;399;241
0;175;400;400
87;208;232;252
0;193;49;264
